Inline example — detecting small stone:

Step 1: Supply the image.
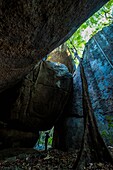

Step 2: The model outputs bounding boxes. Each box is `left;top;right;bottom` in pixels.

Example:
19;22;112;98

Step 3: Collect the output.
89;163;93;167
26;157;29;161
97;162;103;167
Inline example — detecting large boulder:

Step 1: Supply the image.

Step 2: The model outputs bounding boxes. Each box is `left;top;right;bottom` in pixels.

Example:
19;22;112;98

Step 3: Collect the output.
0;61;72;148
10;61;72;131
0;0;108;92
53;66;84;150
47;45;76;74
83;24;113;145
52;24;113;150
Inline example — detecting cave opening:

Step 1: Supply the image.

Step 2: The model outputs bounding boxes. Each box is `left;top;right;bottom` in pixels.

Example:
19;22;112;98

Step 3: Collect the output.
34;127;54;151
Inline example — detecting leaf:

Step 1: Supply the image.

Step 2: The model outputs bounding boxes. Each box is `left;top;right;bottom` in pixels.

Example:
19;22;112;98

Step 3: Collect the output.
66;0;112;59
43;154;53;160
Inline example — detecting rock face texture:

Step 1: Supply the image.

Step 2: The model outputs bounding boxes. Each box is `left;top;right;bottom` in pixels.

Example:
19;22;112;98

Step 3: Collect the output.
83;24;113;145
11;61;72;131
0;61;72;149
0;129;38;149
53;24;113;150
53;66;84;150
48;45;76;74
0;0;108;92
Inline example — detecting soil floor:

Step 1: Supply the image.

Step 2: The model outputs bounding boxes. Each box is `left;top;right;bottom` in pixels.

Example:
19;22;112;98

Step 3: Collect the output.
0;147;113;170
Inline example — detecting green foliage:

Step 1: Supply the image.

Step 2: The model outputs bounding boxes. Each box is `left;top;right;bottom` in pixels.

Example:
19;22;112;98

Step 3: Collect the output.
105;115;113;129
48;136;53;145
37;128;54;146
65;1;113;146
66;0;113;58
101;115;113;145
101;129;113;146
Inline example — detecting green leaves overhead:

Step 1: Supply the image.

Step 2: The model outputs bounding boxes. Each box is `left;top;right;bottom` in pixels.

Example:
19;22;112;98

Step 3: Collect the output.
66;0;113;58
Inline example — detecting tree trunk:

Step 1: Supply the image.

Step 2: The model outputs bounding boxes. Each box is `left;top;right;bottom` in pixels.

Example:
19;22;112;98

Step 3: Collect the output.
73;63;113;170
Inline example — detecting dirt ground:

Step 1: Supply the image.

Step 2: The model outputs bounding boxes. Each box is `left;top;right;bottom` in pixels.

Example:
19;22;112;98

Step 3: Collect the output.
0;147;113;170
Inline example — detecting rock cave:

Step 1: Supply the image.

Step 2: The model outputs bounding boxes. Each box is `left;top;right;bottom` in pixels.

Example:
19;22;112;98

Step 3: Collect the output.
0;0;113;169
